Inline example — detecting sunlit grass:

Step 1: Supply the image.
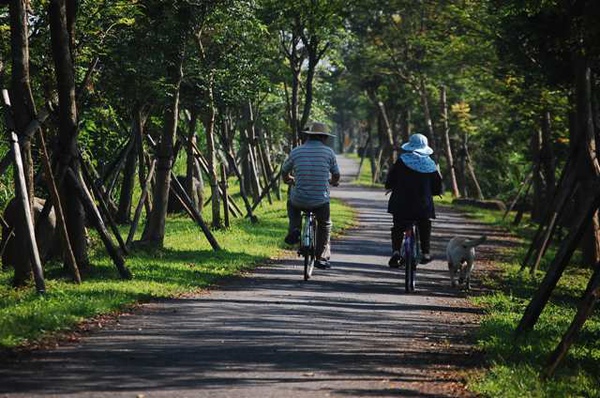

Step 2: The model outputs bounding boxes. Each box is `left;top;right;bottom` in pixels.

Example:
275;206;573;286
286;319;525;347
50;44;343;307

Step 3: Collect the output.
0;197;355;349
454;206;600;397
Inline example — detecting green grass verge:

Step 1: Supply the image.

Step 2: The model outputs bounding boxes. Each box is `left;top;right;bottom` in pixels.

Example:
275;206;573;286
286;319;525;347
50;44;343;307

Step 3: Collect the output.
452;204;600;398
0;197;355;349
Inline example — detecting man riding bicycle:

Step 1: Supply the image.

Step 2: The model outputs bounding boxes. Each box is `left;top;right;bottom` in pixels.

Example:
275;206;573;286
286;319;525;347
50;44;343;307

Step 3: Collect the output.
282;122;340;269
386;133;442;267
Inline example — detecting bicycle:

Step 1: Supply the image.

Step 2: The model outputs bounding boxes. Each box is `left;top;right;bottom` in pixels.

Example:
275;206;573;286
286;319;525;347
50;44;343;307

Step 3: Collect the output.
298;209;318;281
401;223;421;292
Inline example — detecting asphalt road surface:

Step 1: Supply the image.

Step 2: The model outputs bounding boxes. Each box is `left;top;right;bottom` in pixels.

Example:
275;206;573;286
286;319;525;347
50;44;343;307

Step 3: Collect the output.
0;156;494;398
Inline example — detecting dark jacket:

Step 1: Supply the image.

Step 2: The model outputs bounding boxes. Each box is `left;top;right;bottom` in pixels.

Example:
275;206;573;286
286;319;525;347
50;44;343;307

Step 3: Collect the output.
385;158;442;220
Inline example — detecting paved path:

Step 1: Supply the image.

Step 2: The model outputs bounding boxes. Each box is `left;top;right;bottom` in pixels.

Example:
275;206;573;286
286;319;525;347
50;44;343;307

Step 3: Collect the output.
0;156;492;398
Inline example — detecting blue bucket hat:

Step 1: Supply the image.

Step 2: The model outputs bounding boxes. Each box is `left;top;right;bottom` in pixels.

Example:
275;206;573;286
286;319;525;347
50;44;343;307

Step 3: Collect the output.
401;133;433;155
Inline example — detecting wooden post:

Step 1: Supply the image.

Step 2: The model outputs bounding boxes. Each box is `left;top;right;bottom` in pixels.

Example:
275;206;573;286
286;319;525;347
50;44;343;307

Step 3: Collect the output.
544;265;600;378
126;159;156;247
504;167;534;221
177;132;243;218
39;128;81;283
251;168;282;212
66;168;131;279
220;164;230;228
3;89;45;293
170;172;221;251
82;150;119;214
80;157;129;255
516;182;600;336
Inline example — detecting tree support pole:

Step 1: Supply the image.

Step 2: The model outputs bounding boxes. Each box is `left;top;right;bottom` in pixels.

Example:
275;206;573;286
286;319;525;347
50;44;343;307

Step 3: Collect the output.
515;181;600;336
544;263;600;378
170;171;221;251
39;128;80;283
80;156;129;255
126;159;156;248
3;89;45;293
66;168;131;279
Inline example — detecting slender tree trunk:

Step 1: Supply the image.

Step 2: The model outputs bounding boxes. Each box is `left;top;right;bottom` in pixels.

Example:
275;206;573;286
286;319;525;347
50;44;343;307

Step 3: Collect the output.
400;108;411;143
202;77;221;229
575;61;600;265
8;0;38;283
116;124;138;224
186;108;203;212
418;76;436;155
440;86;460;197
49;0;89;268
141;46;185;246
458;132;468;197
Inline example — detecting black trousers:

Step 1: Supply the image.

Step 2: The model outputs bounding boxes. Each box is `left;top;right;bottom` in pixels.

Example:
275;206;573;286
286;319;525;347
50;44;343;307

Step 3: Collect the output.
391;216;432;254
287;201;332;260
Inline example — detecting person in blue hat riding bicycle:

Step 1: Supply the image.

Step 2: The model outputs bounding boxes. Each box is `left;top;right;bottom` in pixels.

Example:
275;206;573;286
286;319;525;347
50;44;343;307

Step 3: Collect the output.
385;133;442;267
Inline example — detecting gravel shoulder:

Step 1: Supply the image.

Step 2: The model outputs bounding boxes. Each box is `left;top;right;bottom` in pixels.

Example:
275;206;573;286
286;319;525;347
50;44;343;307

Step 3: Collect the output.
0;156;511;398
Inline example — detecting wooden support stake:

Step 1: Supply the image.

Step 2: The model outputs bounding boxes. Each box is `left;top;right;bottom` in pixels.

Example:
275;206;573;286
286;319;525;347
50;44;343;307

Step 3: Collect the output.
126;159;156;247
544;265;600;378
503;167;534;220
224;149;258;223
251;168;282;212
81;153;119;214
80;157;129;255
66;168;131;279
220;164;230;228
170;171;221;251
3;89;45;293
39;129;81;283
177;132;243;218
515;182;600;336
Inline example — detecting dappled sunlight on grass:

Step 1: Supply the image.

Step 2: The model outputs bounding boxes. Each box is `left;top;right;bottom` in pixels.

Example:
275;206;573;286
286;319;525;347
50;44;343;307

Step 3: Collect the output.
461;208;600;397
0;197;356;349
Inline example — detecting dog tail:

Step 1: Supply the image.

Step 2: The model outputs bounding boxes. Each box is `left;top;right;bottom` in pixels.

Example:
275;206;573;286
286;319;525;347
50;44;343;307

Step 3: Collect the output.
463;235;486;248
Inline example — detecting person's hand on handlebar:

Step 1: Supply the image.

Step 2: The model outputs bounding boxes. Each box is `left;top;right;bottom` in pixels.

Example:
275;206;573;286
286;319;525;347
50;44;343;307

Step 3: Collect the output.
329;173;340;187
283;174;295;185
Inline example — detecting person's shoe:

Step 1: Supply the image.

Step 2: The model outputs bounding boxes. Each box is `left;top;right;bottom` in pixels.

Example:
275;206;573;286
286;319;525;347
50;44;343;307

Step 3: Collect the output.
420;253;432;264
388;251;402;268
284;229;300;245
315;258;331;269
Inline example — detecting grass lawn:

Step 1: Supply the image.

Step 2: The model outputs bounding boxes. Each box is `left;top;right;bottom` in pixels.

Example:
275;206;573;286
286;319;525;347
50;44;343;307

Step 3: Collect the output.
450;202;600;398
0;196;355;350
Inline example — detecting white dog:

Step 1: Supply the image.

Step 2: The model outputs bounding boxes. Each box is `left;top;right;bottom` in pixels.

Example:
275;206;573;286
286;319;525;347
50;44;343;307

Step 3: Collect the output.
446;235;486;290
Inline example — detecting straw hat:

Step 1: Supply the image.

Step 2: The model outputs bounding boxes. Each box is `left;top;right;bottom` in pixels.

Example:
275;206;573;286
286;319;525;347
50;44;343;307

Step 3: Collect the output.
303;122;336;137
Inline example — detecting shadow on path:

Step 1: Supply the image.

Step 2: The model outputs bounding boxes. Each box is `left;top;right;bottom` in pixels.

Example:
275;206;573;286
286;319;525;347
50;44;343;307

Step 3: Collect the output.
0;156;493;398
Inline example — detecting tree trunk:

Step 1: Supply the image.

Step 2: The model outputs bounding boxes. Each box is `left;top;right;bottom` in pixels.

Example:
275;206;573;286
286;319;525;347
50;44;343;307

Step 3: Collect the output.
440;86;460;197
458;132;468;197
141;46;184;246
185;108;203;212
9;0;38;283
49;0;89;268
575;59;600;265
418;76;437;155
202;77;221;229
116;125;138;224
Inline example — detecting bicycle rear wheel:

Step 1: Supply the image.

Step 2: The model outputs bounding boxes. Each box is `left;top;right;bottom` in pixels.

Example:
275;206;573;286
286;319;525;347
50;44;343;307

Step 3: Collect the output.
404;232;416;292
303;215;316;280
